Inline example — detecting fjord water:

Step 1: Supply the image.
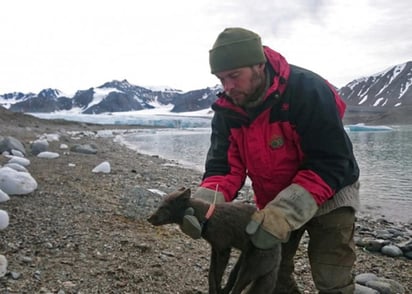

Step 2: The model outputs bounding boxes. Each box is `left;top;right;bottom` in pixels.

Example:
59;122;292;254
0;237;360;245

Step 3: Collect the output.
121;125;412;223
348;125;412;222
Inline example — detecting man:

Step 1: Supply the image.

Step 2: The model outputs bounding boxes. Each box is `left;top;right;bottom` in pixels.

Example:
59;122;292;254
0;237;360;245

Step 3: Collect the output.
182;27;360;293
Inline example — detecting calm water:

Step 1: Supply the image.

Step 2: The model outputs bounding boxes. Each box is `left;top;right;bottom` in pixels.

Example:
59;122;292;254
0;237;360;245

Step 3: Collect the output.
120;125;412;223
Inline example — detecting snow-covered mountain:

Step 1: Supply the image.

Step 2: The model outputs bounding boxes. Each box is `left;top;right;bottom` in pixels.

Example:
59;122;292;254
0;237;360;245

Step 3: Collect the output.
1;61;412;124
339;61;412;124
0;80;221;115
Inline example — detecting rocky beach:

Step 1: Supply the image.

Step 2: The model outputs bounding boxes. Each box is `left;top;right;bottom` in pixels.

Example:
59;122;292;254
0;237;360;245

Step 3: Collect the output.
0;108;411;293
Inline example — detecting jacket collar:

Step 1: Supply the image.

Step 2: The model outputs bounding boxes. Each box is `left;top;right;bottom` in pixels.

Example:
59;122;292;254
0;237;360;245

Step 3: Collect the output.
213;46;290;114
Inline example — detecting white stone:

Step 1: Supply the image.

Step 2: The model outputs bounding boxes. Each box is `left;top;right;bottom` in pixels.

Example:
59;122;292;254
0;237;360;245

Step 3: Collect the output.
148;188;167;196
0;189;9;202
0;209;9;230
0;167;38;195
355;284;379;294
8;156;30;167
39;133;60;142
96;130;114;137
60;144;69;149
4;162;28;172
92;161;111;173
11;149;24;157
0;254;7;277
37;151;60;159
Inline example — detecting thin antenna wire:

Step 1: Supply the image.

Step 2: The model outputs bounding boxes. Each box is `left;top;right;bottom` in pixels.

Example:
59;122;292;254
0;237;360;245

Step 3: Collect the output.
213;184;219;204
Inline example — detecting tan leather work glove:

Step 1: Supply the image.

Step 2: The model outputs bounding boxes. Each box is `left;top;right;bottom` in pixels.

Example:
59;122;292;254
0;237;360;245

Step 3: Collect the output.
181;187;225;239
246;184;318;249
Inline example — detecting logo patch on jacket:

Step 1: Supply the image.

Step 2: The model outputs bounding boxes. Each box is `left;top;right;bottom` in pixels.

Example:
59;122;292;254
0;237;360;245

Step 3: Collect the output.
281;103;290;111
269;135;284;149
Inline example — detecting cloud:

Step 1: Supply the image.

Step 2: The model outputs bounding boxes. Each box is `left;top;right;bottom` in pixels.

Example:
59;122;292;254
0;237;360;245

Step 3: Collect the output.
204;1;327;37
0;0;411;93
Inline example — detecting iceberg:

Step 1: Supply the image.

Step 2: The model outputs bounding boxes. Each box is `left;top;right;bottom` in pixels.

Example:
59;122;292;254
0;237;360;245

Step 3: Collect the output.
344;123;393;132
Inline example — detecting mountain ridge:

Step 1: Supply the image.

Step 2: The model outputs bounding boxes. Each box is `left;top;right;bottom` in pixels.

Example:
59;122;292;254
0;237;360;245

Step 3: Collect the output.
338;61;412;124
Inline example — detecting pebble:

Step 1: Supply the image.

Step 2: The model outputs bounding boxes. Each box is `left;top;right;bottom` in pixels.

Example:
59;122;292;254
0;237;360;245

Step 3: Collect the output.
355;273;378;284
355;273;406;294
0;189;9;202
381;245;403;257
62;281;77;288
11;149;24;157
8;156;30;167
0;136;26;155
92;161;111;173
31;139;49;155
37;151;60;159
364;239;390;252
356;218;412;260
366;279;405;294
355;284;379;294
70;144;98;154
10;271;22;279
0;210;9;229
4;162;28;172
0;254;7;277
19;255;33;264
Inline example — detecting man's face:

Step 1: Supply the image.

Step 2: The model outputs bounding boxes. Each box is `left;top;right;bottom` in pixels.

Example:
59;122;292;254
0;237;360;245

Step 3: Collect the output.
215;64;266;107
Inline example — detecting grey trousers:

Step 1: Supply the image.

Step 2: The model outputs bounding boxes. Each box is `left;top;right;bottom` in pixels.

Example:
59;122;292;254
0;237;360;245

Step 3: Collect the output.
274;207;356;294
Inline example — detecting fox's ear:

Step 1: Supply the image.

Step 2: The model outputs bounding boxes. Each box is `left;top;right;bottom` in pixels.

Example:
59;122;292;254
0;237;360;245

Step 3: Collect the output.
177;187;187;192
181;187;191;199
175;187;191;199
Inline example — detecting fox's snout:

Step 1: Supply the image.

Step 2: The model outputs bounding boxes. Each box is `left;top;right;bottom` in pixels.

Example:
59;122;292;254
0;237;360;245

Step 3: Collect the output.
147;187;190;227
147;214;160;226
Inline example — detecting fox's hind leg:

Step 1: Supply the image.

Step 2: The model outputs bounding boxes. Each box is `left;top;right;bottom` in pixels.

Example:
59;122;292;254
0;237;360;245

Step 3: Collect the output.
222;252;244;294
231;245;281;294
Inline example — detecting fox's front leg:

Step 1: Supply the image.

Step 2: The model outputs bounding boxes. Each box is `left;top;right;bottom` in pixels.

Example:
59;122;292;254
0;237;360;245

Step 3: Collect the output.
208;247;231;294
208;248;219;294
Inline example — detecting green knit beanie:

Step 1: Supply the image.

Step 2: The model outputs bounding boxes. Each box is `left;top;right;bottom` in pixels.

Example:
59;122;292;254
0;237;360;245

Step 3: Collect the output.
209;27;266;74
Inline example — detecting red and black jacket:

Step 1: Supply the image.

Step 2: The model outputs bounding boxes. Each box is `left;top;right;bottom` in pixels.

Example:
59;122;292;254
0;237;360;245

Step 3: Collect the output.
199;46;359;209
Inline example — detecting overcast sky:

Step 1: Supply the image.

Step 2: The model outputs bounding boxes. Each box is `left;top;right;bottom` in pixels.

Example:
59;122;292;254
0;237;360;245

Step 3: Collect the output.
1;0;411;95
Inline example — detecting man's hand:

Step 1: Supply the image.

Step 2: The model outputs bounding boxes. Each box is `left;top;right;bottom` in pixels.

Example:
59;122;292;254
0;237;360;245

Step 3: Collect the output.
181;207;202;239
180;187;225;239
246;184;318;249
192;187;226;204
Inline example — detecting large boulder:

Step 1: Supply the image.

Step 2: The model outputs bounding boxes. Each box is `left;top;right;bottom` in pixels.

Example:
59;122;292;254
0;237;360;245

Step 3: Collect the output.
0;136;26;156
0;167;37;195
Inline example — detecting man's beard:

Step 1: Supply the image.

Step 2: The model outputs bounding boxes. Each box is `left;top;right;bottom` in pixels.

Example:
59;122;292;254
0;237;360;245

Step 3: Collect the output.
229;68;267;108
